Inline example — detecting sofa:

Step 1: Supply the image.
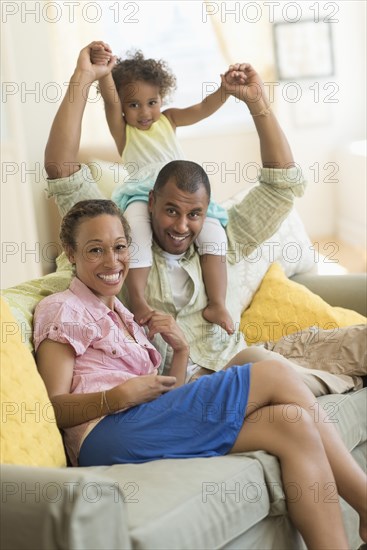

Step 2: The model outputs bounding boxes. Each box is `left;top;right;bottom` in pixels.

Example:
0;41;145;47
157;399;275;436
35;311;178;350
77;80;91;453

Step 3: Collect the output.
1;166;367;549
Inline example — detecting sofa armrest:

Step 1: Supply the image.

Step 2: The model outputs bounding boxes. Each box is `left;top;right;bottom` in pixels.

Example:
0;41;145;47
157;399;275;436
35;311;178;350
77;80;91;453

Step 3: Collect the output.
0;465;131;550
290;273;367;317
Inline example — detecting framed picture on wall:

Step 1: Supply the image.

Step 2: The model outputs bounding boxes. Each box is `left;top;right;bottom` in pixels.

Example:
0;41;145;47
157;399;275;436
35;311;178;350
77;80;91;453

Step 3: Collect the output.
273;20;335;80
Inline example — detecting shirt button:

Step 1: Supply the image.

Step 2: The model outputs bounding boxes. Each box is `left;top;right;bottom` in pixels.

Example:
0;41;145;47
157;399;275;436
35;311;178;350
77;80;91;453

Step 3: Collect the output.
112;349;116;355
53;325;58;330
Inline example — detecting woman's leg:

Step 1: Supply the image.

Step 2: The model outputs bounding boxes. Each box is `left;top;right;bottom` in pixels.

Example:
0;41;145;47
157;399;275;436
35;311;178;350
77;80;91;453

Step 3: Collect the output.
231;360;367;546
232;403;348;548
223;346;331;395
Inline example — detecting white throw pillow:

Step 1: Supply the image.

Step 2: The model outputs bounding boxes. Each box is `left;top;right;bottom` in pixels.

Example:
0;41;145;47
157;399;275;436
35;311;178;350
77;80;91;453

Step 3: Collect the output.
88;160;129;199
222;190;315;311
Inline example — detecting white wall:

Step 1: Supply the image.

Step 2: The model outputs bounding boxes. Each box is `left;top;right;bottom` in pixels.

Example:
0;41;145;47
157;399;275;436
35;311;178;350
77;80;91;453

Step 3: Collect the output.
181;0;366;242
1;1;366;288
334;142;367;248
1;16;62;287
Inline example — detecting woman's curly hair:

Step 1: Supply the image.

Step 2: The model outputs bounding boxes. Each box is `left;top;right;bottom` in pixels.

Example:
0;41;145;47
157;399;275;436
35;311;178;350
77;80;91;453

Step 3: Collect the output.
60;200;131;252
112;50;177;102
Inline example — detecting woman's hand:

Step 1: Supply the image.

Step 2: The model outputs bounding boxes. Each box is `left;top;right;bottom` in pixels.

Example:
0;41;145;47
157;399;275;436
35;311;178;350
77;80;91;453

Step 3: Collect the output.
108;311;191;408
140;311;189;388
140;311;189;354
108;374;177;410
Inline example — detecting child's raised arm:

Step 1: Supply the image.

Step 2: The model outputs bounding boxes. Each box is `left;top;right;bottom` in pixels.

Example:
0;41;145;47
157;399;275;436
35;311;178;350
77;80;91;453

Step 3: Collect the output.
163;75;230;129
91;42;126;156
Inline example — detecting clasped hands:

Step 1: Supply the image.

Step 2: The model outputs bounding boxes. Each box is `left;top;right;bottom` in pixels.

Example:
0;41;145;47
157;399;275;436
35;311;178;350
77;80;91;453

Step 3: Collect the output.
79;41;266;106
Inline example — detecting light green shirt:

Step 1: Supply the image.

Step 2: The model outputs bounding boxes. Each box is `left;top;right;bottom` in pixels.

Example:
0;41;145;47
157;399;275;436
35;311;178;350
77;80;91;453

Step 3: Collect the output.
48;164;306;372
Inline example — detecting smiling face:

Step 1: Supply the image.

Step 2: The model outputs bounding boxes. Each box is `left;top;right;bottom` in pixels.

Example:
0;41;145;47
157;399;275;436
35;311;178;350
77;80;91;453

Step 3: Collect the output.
148;177;210;255
120;80;162;130
67;214;130;309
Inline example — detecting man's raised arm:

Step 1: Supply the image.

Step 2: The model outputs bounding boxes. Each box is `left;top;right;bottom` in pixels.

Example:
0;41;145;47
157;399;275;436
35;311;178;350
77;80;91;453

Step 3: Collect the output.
224;63;306;251
44;42;115;179
223;63;293;169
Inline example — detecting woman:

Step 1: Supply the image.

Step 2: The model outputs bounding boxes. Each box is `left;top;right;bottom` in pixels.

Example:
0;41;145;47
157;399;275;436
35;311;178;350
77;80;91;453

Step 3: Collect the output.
34;199;367;549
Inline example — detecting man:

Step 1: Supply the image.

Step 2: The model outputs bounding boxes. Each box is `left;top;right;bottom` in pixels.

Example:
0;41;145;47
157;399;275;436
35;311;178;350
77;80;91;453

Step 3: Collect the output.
45;42;364;394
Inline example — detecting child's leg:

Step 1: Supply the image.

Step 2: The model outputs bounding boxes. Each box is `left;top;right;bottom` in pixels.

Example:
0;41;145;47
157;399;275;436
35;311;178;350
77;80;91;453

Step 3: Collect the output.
196;218;234;335
124;201;153;324
200;255;234;334
231;360;367;547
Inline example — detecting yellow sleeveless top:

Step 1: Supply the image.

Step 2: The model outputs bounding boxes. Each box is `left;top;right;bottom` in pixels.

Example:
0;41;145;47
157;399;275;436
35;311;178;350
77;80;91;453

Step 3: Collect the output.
121;114;185;167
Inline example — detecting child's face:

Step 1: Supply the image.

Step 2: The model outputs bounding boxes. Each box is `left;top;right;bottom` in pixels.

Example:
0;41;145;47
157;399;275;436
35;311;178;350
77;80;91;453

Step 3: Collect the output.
120;81;162;130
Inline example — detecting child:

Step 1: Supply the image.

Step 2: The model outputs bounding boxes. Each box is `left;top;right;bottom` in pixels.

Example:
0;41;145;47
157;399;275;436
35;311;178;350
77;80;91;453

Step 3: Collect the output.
90;41;235;334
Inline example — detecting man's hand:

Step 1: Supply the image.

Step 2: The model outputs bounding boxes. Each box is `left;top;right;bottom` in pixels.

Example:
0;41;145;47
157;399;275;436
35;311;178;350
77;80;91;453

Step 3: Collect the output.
221;62;294;166
90;41;113;66
76;41;115;82
221;63;268;109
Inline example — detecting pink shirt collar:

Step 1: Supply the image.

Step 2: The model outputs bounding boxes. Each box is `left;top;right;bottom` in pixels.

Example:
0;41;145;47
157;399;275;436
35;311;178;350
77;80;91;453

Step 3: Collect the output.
69;277;134;325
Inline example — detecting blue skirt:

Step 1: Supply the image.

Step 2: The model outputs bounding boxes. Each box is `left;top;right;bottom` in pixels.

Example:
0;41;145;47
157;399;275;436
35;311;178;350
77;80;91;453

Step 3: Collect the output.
78;364;252;466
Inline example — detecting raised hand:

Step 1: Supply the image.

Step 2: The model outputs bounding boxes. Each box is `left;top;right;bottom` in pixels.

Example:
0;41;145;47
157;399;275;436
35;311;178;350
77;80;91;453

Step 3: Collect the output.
76;41;116;82
221;63;268;109
90;41;113;65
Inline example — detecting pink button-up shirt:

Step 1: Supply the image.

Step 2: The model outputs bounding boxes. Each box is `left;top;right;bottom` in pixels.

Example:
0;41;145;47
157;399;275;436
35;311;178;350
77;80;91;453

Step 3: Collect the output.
34;277;161;465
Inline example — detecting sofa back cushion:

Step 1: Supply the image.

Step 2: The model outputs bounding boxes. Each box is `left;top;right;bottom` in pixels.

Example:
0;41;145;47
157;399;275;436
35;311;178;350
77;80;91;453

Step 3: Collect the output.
0;298;66;467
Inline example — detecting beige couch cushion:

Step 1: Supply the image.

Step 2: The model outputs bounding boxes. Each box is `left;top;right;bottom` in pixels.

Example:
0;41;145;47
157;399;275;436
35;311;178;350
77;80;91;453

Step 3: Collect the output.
1;465;131;550
91;456;269;549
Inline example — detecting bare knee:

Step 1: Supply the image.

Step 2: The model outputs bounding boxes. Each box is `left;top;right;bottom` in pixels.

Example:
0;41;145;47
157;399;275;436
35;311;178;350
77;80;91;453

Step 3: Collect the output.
247;360;315;419
251;359;301;384
226;347;275;367
271;405;323;451
235;404;323;457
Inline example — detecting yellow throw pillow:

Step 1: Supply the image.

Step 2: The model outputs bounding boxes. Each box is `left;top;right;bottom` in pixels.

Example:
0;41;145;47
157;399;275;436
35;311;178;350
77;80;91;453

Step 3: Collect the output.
241;263;367;344
0;298;66;467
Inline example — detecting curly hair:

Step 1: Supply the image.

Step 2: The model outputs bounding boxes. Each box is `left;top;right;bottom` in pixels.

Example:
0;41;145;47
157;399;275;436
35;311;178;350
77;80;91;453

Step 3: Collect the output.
60;200;131;252
111;50;177;101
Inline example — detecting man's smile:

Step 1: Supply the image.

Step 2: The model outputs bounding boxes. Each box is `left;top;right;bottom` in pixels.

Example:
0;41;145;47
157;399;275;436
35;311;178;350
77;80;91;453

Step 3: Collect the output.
167;232;190;242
